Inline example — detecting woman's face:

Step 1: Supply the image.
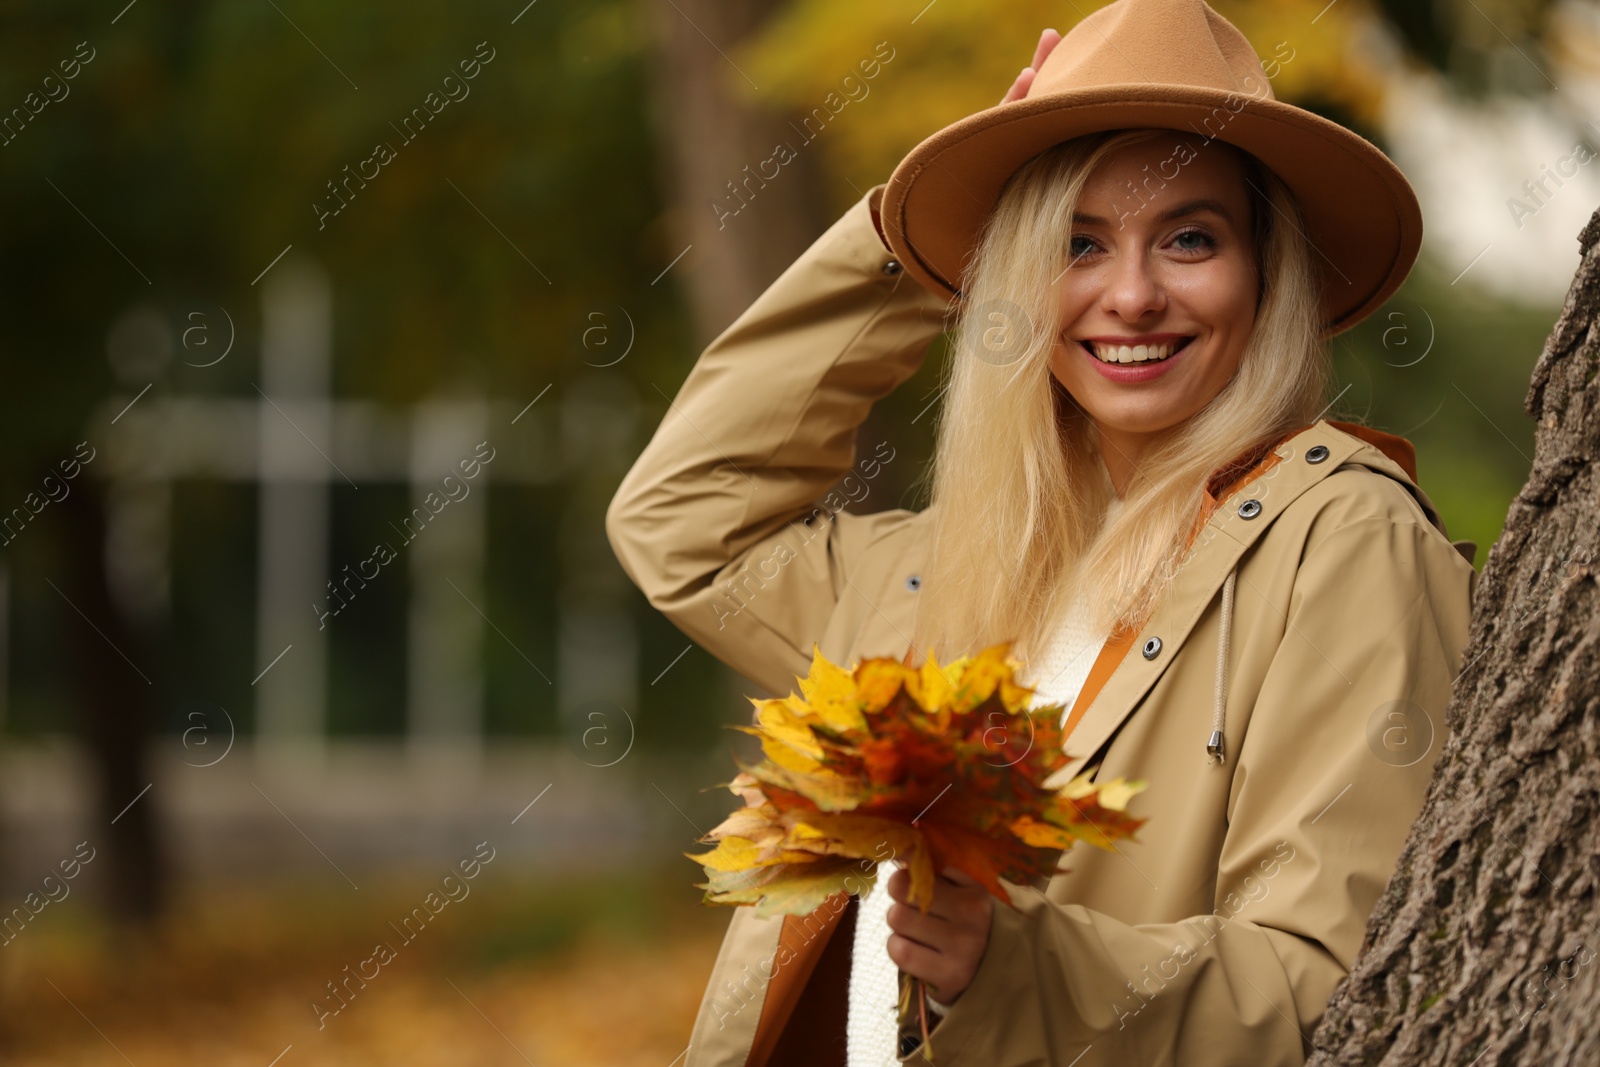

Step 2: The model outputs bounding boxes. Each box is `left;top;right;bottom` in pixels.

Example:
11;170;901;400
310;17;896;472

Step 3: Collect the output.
1048;138;1260;451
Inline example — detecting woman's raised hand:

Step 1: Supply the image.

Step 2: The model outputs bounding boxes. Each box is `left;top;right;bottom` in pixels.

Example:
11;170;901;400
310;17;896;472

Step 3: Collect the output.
999;28;1063;105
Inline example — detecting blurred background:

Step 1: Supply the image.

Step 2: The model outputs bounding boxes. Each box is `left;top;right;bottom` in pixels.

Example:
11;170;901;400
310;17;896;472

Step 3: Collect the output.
0;0;1589;1062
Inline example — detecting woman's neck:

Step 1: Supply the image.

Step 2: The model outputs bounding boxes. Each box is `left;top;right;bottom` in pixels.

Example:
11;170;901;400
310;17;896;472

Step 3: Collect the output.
1096;424;1152;499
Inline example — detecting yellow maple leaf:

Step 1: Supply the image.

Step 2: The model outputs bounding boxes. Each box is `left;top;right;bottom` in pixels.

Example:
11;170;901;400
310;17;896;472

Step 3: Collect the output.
947;642;1018;713
1094;777;1148;812
759;734;825;774
903;649;955;712
799;644;867;732
1058;770;1100;800
688;836;769;872
853;657;908;714
791;811;937;910
752;699;825;759
998;672;1037;714
1007;814;1075;850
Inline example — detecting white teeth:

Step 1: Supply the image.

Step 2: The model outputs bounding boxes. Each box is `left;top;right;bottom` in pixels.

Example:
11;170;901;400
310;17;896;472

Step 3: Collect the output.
1086;339;1186;364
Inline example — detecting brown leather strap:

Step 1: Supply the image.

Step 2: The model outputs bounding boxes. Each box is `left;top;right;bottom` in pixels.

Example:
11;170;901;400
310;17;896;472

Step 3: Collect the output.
746;892;852;1067
763;894;856;1067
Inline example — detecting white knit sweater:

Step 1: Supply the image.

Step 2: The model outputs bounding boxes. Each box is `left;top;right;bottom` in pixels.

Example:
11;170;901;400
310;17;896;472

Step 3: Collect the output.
846;499;1120;1064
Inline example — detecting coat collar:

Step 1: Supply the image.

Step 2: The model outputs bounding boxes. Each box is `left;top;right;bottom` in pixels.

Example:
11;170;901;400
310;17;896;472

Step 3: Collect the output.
1043;418;1437;786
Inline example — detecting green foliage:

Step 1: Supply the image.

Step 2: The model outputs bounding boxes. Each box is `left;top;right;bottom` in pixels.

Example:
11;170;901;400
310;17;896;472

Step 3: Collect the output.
734;0;1400;212
0;1;704;742
1331;255;1551;563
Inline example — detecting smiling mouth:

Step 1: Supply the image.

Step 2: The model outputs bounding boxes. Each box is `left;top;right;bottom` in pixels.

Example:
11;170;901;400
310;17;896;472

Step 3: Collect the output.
1081;337;1196;365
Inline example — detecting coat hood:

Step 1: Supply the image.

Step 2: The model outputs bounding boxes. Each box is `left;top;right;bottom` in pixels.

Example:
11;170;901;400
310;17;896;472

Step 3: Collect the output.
1179;418;1465;764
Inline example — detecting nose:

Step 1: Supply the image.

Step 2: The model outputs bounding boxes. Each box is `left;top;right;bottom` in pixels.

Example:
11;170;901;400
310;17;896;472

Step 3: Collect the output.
1099;245;1166;322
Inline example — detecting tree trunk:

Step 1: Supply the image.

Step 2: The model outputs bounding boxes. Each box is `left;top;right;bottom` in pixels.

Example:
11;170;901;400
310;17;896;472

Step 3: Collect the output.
1308;213;1600;1061
58;479;165;922
640;0;832;348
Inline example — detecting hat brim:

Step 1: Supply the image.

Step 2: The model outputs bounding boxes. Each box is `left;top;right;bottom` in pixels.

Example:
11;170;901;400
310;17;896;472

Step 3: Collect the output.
879;85;1422;338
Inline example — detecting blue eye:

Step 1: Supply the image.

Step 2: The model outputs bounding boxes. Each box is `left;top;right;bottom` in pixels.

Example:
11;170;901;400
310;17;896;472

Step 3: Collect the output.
1172;228;1216;253
1067;230;1214;260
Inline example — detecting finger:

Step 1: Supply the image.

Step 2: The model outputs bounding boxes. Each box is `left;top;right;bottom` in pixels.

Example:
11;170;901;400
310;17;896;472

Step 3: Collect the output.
999;67;1028;105
887;933;962;994
891;887;988;940
886;900;955;946
888;873;956;919
939;866;979;888
1030;28;1060;72
1000;67;1034;105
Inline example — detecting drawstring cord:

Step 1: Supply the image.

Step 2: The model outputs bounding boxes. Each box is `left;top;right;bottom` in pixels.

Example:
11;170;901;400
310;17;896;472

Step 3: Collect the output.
1207;568;1236;763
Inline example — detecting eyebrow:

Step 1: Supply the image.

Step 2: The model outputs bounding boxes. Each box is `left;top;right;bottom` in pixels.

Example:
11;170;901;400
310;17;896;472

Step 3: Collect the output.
1071;197;1235;227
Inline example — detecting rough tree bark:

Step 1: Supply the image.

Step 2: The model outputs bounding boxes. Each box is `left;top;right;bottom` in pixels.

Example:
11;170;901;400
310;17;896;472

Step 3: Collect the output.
1308;212;1600;1061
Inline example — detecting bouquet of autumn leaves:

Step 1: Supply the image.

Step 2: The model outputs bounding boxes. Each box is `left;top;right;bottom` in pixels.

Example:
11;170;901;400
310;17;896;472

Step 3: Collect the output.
688;639;1147;922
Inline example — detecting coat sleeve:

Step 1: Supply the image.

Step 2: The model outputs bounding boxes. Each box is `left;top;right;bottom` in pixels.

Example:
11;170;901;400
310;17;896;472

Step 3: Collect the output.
604;183;952;698
910;513;1475;1067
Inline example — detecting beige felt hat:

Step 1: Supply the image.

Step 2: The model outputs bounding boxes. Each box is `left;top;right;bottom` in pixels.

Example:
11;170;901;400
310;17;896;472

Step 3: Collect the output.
878;0;1423;337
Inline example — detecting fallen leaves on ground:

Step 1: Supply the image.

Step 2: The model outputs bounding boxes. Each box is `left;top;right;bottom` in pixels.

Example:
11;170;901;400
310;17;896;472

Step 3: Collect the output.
0;870;723;1066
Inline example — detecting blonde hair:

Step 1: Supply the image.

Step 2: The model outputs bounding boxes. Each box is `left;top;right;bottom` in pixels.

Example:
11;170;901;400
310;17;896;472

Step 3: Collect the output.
909;128;1329;666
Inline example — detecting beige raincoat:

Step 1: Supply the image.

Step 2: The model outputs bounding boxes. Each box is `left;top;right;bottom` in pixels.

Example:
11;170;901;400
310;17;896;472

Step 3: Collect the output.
605;182;1479;1067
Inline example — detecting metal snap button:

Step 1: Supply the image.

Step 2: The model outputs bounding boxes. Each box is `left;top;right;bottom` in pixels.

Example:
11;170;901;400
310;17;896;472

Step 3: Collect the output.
882;259;903;276
1142;636;1162;659
1306;444;1330;464
905;574;922;592
1238;498;1262;520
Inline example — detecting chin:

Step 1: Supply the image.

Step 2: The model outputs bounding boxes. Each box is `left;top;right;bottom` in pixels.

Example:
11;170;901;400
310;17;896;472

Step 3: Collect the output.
1096;413;1187;438
1075;395;1192;437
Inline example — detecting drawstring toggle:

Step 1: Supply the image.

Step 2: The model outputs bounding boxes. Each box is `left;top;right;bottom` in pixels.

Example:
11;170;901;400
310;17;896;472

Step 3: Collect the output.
1208;568;1238;765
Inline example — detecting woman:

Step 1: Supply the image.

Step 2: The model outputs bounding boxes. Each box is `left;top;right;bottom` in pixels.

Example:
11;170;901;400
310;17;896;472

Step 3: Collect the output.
606;0;1478;1064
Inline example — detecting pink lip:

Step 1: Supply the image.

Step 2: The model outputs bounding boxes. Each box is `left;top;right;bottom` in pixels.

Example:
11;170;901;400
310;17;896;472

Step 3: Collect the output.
1078;336;1194;383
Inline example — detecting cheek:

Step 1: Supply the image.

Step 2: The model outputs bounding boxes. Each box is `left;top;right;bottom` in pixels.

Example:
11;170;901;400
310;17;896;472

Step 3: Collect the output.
1205;305;1257;380
1170;262;1254;324
1053;280;1092;328
1171;274;1256;371
1047;340;1115;415
1204;258;1257;323
1046;339;1086;396
1048;289;1092;375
